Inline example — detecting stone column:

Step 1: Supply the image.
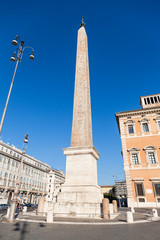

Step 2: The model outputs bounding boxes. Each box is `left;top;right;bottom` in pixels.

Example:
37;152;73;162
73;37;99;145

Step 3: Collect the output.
102;198;110;219
112;200;118;213
37;197;45;216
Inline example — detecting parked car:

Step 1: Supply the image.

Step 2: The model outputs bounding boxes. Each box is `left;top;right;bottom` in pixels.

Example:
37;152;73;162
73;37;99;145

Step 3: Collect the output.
0;204;8;211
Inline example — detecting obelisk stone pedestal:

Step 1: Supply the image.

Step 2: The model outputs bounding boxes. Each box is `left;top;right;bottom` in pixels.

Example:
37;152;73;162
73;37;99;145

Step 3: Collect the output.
54;146;102;217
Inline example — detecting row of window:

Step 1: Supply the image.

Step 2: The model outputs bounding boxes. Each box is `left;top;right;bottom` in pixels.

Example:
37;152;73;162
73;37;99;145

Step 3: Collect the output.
1;163;47;179
2;172;45;186
0;180;46;191
128;146;159;165
126;117;160;135
143;95;160;105
0;145;49;170
135;182;160;202
0;155;47;179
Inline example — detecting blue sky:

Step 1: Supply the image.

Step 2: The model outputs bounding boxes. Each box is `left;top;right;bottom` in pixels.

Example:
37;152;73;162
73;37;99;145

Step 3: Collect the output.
0;0;160;185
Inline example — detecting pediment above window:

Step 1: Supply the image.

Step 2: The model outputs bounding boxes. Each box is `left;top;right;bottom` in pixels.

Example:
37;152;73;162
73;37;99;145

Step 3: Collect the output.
128;147;140;152
154;116;160;121
125;120;135;124
143;146;156;151
138;118;150;123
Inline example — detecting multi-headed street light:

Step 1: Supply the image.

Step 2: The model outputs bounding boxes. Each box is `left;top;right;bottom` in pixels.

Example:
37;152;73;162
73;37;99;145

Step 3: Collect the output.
0;35;34;136
8;133;29;222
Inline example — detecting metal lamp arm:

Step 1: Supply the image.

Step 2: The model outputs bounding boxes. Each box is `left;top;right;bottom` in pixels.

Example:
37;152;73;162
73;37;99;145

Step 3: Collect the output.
20;46;34;61
23;46;34;52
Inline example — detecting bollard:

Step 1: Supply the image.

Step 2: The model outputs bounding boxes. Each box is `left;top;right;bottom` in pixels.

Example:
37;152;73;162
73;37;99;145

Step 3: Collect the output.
47;211;53;223
109;204;113;214
23;206;27;213
127;211;133;223
112;200;118;213
46;202;53;223
131;207;135;213
102;198;110;219
152;209;158;218
7;207;11;218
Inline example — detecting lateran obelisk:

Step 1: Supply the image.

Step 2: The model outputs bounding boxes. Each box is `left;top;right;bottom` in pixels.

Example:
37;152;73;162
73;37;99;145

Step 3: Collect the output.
54;18;102;217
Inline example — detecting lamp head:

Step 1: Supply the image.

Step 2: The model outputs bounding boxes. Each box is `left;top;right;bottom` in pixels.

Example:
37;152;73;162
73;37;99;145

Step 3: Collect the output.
12;36;18;46
24;133;29;144
10;53;15;62
29;51;34;60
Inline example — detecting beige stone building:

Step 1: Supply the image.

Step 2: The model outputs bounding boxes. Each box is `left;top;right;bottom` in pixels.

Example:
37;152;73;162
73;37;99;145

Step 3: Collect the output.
116;94;160;207
100;185;114;196
46;169;65;203
0;140;65;205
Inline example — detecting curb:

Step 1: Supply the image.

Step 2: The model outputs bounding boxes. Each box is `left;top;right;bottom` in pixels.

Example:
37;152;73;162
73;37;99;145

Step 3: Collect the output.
14;217;160;225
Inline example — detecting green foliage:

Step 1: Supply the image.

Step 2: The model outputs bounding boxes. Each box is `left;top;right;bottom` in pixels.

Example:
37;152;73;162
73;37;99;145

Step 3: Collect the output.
104;192;117;203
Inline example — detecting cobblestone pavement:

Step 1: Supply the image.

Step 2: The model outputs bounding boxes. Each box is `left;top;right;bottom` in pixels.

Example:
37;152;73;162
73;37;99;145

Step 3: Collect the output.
0;220;160;240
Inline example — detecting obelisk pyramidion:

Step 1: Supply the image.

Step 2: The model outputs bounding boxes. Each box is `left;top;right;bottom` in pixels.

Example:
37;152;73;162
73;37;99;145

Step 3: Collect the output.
54;18;102;217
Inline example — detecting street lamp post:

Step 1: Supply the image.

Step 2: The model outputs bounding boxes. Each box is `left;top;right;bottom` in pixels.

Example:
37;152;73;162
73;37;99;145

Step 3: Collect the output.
0;35;34;136
8;133;29;222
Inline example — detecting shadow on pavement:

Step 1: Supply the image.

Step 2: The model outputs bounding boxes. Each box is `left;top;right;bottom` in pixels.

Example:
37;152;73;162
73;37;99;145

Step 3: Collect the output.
39;223;46;227
19;222;28;240
13;222;28;240
13;222;20;231
13;221;46;240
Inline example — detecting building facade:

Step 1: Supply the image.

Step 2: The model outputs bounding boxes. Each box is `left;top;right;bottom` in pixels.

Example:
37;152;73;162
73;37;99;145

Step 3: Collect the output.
0;140;65;205
116;94;160;207
115;181;127;207
46;169;65;203
100;185;114;196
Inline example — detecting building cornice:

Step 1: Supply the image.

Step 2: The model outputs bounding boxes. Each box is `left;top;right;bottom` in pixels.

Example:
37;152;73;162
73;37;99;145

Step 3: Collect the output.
116;106;160;118
0;140;50;170
115;107;160;133
0;150;49;173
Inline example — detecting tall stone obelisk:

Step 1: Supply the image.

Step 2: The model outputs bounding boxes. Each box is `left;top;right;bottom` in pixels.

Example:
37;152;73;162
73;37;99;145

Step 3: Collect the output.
71;18;92;148
54;18;102;217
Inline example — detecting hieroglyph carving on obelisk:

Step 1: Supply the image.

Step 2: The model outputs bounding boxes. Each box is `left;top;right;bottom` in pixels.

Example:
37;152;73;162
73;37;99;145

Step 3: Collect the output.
71;24;93;147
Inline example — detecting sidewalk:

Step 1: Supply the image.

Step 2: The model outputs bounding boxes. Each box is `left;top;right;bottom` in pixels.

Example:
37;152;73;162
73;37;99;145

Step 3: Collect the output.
13;209;158;225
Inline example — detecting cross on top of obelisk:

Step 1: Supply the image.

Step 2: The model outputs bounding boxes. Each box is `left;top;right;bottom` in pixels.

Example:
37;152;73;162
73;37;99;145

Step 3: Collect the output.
79;16;86;28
